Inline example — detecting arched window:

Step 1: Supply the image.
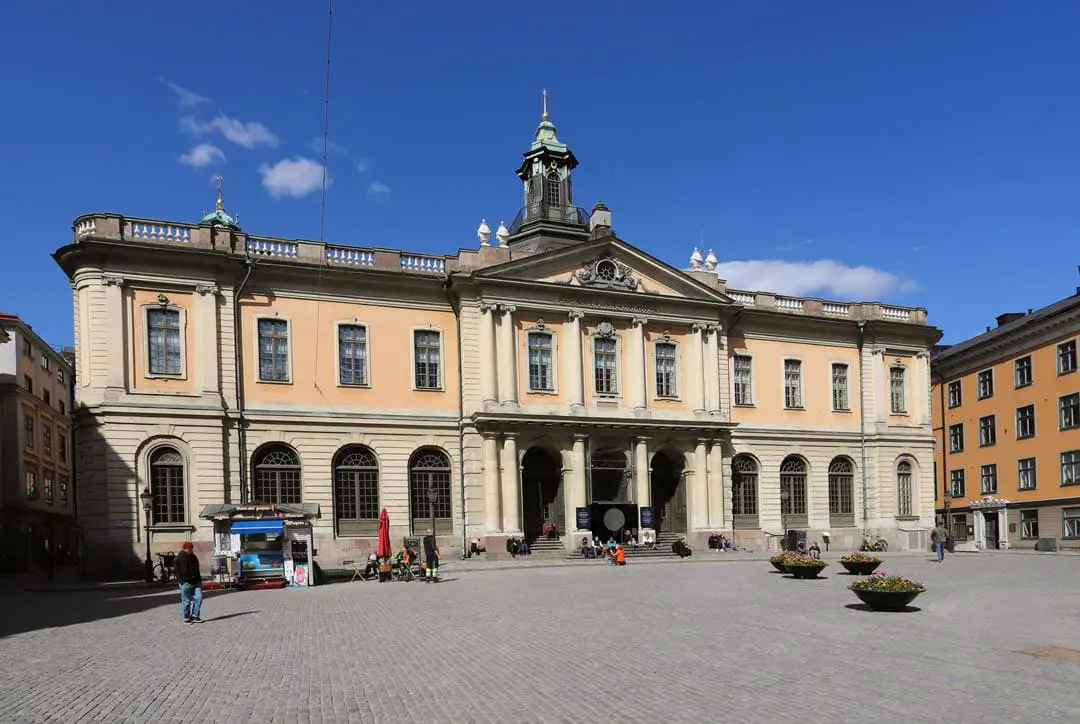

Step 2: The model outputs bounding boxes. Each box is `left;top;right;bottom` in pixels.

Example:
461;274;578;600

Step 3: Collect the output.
149;446;186;524
732;455;759;527
334;446;379;536
252;444;302;505
546;170;562;208
897;460;914;517
828;457;855;527
409;448;452;535
780;456;808;525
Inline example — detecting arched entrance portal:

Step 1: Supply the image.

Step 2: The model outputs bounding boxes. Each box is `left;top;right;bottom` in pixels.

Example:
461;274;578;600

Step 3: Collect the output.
521;448;564;544
650;450;686;537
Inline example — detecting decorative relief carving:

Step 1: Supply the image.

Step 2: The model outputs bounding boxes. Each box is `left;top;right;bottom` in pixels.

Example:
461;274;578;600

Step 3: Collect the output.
574;253;638;292
595;320;616;338
478;301;499;313
631;317;648;327
557;295;658;315
102;273;124;287
497;303;517;314
195;283;220;297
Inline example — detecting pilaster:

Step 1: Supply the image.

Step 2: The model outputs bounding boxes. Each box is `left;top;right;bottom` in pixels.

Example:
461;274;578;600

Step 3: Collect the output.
628;317;647;412
705;324;722;415
691;438;709;529
499;433;521;533
103;274;125;390
634;437;650;529
570;434;588;532
479;302;499;405
482;432;502;533
689;323;707;414
195;283;221;397
565;310;585;410
707;439;725;528
496;304;518;406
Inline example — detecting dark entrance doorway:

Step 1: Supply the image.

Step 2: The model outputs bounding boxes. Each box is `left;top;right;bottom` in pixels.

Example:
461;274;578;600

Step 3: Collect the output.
521;448;563;544
650;450;686;537
588;448;634;541
984;511;999;550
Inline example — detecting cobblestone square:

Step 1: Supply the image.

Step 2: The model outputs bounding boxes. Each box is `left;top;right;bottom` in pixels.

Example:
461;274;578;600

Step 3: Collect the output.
1;553;1079;723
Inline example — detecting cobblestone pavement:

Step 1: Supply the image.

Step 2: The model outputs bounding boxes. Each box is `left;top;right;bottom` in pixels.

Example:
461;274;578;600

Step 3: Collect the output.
1;553;1079;723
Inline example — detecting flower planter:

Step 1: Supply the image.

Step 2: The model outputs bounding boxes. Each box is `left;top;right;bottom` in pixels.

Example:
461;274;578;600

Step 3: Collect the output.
786;564;826;579
770;561;787;573
840;560;881;576
850;587;922;611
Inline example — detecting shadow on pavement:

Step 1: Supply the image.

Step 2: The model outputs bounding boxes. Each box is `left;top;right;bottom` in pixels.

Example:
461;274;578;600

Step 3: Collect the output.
844;603;922;614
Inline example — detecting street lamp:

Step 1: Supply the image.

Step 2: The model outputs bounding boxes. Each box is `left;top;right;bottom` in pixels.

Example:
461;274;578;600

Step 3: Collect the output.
780;489;790;551
427;481;439;538
139;485;154;583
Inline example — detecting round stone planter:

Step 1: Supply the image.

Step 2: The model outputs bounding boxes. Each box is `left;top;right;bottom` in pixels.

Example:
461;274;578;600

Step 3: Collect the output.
770;560;788;573
840;560;882;575
849;587;923;611
786;564;826;579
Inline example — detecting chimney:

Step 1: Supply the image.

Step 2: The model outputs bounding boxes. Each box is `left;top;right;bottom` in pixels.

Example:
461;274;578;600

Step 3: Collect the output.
589;201;612;239
995;312;1025;328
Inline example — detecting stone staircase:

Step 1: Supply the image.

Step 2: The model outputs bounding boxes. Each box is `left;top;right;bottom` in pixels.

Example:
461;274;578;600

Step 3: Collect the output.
523;537;567;558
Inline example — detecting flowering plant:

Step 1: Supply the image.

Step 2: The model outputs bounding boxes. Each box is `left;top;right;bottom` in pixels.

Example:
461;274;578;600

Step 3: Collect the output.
769;552;803;564
840;552;882;564
783;554;826;567
849;571;924;593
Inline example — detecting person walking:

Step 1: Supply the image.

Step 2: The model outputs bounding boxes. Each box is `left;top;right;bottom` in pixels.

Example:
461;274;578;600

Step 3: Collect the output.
931;521;948;562
422;528;440;583
174;541;204;623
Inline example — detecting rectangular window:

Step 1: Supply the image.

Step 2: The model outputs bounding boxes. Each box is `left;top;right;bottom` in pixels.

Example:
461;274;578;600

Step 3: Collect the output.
976;369;994;399
1018;457;1037;490
947;380;962;408
43;390;50;406
257;318;290;382
978;415;996;447
831;363;850;411
22;338;31;357
594;338;618;395
338;324;369;386
949;469;966;498
1060;392;1080;430
1064;508;1080;539
59;476;69;506
24;413;34;450
59;401;65;415
1020;510;1038;539
25;470;37;499
1014;356;1032;388
783;359;802;408
528;332;555;392
147;308;182;376
58;369;65;385
1060;340;1078;375
1063;450;1080;486
43;473;53;505
413;330;442;389
733;355;753;406
59;433;67;463
42;424;52;457
41;355;50;371
889;366;907;413
654;342;677;398
24;375;33;394
948;423;964;453
1016;405;1036;439
980;464;998;494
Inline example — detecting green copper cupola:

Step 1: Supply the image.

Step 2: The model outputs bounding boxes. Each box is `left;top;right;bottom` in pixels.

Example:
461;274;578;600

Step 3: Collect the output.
199;174;241;230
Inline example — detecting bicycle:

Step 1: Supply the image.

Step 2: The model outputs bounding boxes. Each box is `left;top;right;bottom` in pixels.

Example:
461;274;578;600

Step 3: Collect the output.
859;535;889;553
153;552;176;584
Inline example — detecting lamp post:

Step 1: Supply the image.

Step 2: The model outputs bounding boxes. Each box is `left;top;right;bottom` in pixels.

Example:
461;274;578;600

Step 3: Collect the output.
780;488;790;551
427;481;438;539
139;486;154;583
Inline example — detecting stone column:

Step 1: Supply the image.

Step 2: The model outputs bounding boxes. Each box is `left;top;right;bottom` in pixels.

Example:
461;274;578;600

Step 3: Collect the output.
705;324;722;415
691;439;709;530
628;318;648;412
103;274;125;390
496;304;518;406
634;437;650;530
500;433;521;533
707;440;725;529
570;434;588;532
914;351;930;426
479;302;499;405
483;432;502;533
688;323;707;414
565;310;585;410
196;283;221;397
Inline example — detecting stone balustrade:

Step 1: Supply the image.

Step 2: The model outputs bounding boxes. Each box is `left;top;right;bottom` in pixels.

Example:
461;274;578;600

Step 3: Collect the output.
727;288;928;324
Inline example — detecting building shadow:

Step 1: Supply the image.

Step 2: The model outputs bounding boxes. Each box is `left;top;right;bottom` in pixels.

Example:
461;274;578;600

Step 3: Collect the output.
0;586;182;638
844;603;922;614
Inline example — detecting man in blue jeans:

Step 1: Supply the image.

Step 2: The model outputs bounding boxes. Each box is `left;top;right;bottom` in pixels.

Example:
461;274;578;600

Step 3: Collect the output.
174;541;204;623
930;521;948;562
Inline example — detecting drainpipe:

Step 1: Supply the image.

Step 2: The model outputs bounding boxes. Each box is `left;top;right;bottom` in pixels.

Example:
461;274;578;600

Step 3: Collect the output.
233;256;255;504
442;277;468;559
857;322;869;535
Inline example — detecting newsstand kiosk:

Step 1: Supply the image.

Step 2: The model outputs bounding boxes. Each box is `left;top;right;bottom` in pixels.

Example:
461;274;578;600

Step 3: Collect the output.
200;504;318;589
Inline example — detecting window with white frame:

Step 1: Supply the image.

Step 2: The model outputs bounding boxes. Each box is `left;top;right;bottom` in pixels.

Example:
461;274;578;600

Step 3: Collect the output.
1014;356;1032;387
654;342;677;398
948;423;964;453
897;460;913;517
783;359;803;408
413;330;442;390
1060;392;1080;430
889;365;907;413
1064;508;1080;539
150;447;186;524
733;355;753;406
978;415;996;446
58;369;65;386
338;324;369;386
949;469;965;497
22;338;31;357
976;369;994;399
594;337;618;395
1016;404;1036;439
980;463;998;494
947;379;962;408
257;318;290;382
1018;457;1037;490
41;355;50;371
528;331;555;392
147;308;182;376
1059;340;1078;375
1020;509;1038;539
1062;450;1080;486
831;363;850;411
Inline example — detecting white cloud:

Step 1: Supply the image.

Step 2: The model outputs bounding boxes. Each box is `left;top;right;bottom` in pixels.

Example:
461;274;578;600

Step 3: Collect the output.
367;182;390;196
259;157;328;198
713;259;918;299
309;137;347;156
181;115;279;149
356;158;371;173
177;143;225;168
164;80;211;107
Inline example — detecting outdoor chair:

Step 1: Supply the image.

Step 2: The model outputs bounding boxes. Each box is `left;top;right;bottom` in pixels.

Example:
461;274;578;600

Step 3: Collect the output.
343;558;368;583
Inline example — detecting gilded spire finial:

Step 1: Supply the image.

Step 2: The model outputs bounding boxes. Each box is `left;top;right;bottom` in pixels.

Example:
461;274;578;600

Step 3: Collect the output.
215;174;224;211
541;88;549;121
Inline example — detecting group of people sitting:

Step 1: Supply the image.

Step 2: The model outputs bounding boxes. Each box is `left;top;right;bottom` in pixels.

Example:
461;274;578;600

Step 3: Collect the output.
506;537;531;557
580;536;626;565
360;545;423;581
706;534;736;551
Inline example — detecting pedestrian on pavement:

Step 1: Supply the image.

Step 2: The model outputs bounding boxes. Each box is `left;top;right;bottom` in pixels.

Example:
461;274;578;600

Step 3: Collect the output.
931;521;948;562
174;541;204;623
41;539;55;583
423;528;440;583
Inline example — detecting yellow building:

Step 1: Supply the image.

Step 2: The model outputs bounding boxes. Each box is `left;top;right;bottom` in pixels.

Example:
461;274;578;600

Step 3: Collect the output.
54;109;941;573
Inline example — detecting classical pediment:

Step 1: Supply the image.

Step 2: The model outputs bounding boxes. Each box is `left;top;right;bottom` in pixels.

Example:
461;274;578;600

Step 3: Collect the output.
471;237;733;304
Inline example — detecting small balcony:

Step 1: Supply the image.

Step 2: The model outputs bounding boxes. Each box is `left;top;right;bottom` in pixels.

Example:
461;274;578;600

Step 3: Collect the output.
508;203;589;236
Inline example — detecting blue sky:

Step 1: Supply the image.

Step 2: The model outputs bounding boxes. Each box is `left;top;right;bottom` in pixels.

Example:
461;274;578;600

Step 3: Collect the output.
2;1;1079;347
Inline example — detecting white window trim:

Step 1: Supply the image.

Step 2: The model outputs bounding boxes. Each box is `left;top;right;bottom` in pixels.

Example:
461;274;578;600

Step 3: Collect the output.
140;439;195;529
731;352;754;407
980;463;998;494
1060;392;1080;430
888;362;908;414
781;356;804;410
590;332;622;398
976;367;995;399
254;315;294;385
652;337;682;400
1014;355;1033;388
1017;457;1037;491
141;304;189;380
829;360;851;412
334;320;372;389
896;456;918;519
947;379;962;408
948;422;964;453
1058;338;1078;376
978;414;996;447
524;326;559;394
1016;404;1036;439
410;326;445;392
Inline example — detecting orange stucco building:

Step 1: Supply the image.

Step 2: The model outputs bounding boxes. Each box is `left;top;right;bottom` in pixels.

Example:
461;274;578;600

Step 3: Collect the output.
932;291;1080;550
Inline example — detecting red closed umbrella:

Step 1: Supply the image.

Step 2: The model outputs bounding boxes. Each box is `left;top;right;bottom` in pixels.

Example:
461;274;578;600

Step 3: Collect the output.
377;508;392;559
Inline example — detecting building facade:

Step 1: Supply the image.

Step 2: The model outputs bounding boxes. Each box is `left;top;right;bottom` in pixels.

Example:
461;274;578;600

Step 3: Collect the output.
0;313;76;570
55;110;941;574
932;291;1080;551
